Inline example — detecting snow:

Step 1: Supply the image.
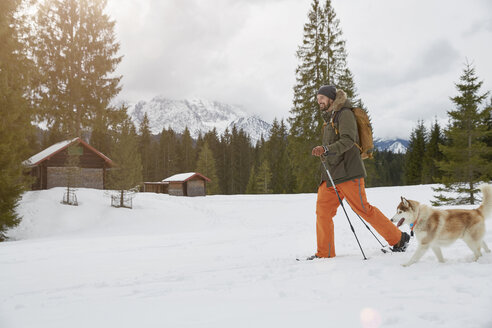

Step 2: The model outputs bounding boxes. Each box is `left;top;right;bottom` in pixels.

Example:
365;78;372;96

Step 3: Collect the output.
162;172;197;182
387;141;407;154
374;137;409;153
1;185;491;328
22;138;78;167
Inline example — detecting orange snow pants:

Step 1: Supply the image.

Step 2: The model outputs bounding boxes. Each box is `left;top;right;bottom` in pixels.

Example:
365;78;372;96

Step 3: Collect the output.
316;178;401;258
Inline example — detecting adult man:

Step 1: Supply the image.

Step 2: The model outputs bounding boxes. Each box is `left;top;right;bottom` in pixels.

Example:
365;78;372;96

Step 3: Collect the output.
308;85;409;259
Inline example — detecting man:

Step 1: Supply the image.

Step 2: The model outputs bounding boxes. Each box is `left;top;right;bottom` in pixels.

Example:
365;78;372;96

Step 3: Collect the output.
307;85;409;260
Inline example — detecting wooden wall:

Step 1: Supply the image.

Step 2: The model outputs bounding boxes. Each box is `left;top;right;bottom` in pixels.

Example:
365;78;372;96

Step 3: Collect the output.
168;182;185;196
187;179;206;196
143;183;169;193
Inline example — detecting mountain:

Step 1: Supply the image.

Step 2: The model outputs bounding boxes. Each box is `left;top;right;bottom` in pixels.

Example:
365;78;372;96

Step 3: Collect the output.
373;137;409;153
127;97;271;143
227;116;272;143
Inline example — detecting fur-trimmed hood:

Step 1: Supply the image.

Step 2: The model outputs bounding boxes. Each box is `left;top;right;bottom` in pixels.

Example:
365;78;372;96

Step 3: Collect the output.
328;89;349;112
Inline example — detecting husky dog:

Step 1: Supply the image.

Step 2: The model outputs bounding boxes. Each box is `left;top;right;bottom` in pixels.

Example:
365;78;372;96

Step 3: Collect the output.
391;184;492;267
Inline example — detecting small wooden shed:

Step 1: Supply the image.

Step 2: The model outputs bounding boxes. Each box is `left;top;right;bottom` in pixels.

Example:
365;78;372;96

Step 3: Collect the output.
23;137;113;190
162;172;211;197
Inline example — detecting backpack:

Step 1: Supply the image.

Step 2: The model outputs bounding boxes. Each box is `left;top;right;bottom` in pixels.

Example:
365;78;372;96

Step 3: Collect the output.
332;107;374;160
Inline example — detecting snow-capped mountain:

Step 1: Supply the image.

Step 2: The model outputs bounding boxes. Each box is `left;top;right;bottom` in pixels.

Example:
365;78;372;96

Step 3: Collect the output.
227;116;272;143
127;97;271;143
373;137;409;153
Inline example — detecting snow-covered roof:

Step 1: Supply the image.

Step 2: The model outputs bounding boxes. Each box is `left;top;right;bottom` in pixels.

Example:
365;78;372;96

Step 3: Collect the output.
23;138;79;167
162;172;210;183
23;137;113;167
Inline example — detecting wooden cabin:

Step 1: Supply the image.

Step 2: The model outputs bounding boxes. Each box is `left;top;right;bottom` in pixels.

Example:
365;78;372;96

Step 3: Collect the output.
24;137;113;190
161;172;211;196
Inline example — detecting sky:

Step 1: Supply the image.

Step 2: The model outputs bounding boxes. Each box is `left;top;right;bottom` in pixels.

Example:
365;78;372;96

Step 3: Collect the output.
105;0;492;139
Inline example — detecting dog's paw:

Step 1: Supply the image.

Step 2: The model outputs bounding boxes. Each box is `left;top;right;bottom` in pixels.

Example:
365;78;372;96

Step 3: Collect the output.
401;262;411;267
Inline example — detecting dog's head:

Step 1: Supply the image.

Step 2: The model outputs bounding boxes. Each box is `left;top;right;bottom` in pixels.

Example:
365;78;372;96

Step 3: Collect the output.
391;197;417;228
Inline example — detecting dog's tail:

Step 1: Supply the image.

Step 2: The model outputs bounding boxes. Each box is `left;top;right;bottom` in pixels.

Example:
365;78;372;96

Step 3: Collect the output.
478;184;492;220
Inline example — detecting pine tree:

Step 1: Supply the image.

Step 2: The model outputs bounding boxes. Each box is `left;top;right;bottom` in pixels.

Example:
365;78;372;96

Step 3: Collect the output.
148;139;161;181
90;104;127;157
246;159;273;194
363;150;379;187
255;160;273;194
246;166;258;194
266;119;295;193
218;128;232;194
0;0;33;240
337;67;358;101
195;142;220;194
138;113;152;181
177;127;195;172
232;127;254;194
203;129;221;160
288;0;357;192
33;0;122;140
202;129;222;189
422;119;444;183
107;119;142;208
157;128;178;180
246;136;267;194
229;126;242;194
404;120;427;185
433;62;492;205
483;97;492;169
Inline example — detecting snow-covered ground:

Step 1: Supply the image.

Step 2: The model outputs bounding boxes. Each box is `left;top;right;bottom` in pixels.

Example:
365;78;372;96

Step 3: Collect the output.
1;185;491;328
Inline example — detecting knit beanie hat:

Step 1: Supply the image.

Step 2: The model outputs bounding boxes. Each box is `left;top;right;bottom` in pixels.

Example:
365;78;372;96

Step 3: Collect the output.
317;85;336;100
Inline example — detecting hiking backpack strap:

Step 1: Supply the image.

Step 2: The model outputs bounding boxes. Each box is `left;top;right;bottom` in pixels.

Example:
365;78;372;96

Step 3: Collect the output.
331;108;363;153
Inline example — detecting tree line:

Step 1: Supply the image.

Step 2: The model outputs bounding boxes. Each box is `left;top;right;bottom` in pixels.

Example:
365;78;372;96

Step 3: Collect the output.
1;0;491;239
135;117;295;195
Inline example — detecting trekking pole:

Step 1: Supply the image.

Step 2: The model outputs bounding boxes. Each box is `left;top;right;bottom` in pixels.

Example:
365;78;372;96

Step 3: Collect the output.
320;157;367;260
346;203;388;248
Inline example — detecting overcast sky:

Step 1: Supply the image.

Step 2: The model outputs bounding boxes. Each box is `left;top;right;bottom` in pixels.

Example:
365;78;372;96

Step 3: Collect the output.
106;0;492;139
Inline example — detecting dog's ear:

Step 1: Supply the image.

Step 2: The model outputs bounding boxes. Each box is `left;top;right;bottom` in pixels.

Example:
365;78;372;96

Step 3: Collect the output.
401;197;409;206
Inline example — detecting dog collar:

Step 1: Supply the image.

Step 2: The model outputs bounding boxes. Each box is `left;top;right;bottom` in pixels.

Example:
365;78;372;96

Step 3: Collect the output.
409;219;420;237
409;206;421;237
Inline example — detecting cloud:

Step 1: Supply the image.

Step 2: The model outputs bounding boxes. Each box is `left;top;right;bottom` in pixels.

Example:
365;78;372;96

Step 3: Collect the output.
112;0;251;97
353;39;460;95
405;40;460;79
464;19;492;36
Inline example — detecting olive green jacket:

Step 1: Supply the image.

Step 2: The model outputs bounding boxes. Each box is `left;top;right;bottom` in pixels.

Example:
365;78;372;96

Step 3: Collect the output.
320;89;366;187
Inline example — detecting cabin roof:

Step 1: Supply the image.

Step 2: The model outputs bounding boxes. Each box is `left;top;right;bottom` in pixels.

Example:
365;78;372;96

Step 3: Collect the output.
162;172;211;183
23;137;113;167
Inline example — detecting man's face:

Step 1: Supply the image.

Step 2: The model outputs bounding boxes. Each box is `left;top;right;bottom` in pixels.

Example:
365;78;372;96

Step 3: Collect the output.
317;94;332;111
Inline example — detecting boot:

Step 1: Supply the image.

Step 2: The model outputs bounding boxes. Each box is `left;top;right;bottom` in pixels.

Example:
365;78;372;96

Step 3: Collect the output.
391;232;410;252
